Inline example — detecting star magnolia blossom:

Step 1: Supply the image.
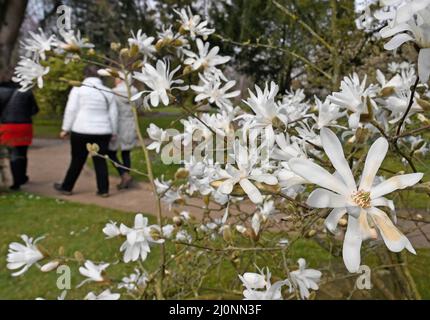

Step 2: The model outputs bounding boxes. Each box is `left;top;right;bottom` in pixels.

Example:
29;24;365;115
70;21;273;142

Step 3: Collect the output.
239;268;287;300
58;29;94;52
191;74;240;111
128;29;155;60
12;58;50;92
7;235;45;276
132;60;188;107
240;82;288;148
147;123;170;153
174;6;215;40
379;3;430;82
217;143;278;204
289;128;422;272
78;260;109;287
119;214;164;263
287;258;322;300
328;73;376;129
21;28;56;61
184;38;230;72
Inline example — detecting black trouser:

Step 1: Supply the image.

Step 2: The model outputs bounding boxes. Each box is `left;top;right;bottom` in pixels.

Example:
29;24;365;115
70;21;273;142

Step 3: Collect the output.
61;132;111;193
107;150;131;176
8;146;28;187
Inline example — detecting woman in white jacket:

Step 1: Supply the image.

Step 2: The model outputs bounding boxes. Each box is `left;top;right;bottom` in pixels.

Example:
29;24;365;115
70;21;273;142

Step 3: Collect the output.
107;78;138;189
54;66;118;197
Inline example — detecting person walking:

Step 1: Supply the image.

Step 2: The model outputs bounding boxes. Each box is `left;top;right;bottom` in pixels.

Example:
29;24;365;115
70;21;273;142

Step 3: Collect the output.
54;65;118;197
0;77;39;190
107;78;138;189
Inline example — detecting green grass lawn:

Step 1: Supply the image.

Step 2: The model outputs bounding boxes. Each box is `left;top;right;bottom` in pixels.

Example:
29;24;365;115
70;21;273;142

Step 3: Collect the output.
0;192;429;299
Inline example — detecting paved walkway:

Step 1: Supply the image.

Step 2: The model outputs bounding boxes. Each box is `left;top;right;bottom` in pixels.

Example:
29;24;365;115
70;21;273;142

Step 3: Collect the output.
20;138;175;215
9;138;430;248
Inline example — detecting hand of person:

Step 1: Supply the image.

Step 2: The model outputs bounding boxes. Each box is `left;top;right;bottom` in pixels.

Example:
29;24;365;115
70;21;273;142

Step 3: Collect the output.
60;131;69;139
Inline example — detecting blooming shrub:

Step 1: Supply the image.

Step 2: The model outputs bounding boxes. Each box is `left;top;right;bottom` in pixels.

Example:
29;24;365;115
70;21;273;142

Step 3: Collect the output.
6;2;430;300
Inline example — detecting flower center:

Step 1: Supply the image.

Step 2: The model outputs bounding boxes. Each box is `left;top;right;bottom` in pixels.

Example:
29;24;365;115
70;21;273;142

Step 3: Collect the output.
351;190;371;208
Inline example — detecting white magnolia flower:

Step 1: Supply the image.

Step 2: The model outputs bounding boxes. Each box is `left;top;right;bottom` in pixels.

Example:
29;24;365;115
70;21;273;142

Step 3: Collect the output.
184;39;230;72
239;268;287;300
7;235;45;276
147;123;170;153
162;224;175;238
128;29;156;60
78;260;109;286
175;230;192;243
12;58;50;92
259;199;276;220
217;143;278;204
103;221;122;239
384;91;422;123
191;74;240;111
58;29;94;52
314;97;345;129
132;60;188;108
154;176;171;194
240;82;288;147
328;73;377;129
289;128;422;272
85;289;120;300
174;6;215;39
21;28;56;61
118;268;148;291
119;214;164;263
379;5;430;82
287;258;322;300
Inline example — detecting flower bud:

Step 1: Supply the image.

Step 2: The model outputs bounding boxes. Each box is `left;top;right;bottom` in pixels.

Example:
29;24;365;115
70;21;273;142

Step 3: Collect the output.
222;225;232;242
129;44;139;57
120;48;130;57
41;260;60;272
86;143;100;155
182;65;193;76
173;216;183;226
149;227;162;241
174;168;189;180
417;98;430;111
74;251;85;263
306;229;317;238
110;42;121;51
338;218;348;226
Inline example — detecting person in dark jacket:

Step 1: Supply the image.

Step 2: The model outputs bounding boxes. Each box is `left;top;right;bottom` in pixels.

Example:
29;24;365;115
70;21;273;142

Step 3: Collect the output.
0;80;39;190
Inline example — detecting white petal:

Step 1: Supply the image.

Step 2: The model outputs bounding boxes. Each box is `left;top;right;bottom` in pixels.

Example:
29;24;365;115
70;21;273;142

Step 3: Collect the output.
239;179;263;204
325;208;347;233
368;207;416;254
370;173;423;199
343;215;362;273
320;128;356;191
418;48;430;84
384;33;414;51
306;188;348;208
218;179;234;195
288;158;349;195
359;137;389;191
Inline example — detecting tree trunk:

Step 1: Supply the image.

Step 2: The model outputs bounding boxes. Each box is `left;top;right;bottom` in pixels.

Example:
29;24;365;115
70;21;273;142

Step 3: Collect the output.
0;0;28;78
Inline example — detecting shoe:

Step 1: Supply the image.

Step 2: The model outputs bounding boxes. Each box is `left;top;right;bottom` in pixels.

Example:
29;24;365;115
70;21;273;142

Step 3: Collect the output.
53;183;73;196
22;176;29;185
96;192;109;198
117;174;133;190
9;185;20;191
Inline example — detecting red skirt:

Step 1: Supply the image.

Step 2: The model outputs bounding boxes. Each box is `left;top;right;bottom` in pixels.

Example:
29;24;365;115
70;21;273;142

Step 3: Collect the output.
0;123;33;147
